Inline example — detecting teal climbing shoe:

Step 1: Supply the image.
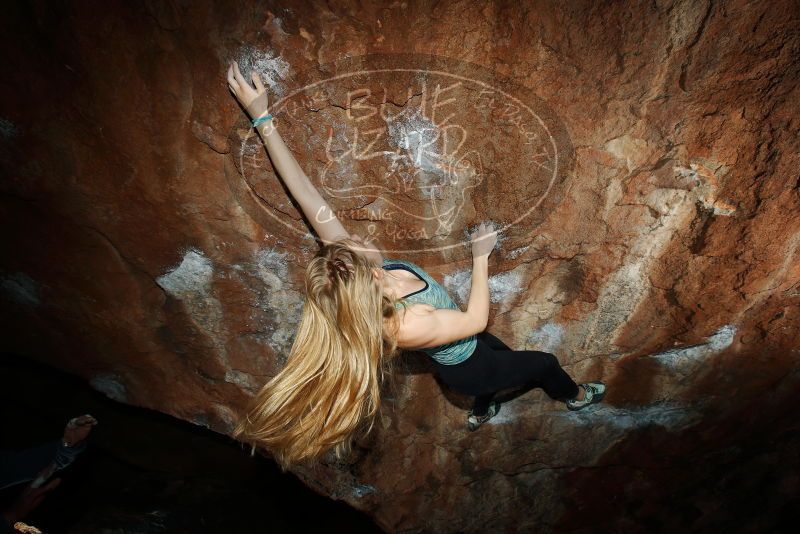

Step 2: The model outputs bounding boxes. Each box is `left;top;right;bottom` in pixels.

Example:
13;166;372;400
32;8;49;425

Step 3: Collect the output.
467;401;501;431
566;381;606;411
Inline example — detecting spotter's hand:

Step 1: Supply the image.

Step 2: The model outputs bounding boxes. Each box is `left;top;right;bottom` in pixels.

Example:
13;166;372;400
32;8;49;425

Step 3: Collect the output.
63;414;97;447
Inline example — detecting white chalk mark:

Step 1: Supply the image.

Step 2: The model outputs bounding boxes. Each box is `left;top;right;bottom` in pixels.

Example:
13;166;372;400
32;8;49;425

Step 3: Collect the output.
0;272;40;307
527;323;565;353
652;324;737;372
156;248;214;298
90;374;127;402
0;117;17;138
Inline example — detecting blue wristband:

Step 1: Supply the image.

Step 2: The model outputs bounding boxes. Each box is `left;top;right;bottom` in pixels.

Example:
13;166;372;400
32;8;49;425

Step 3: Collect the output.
252;114;274;127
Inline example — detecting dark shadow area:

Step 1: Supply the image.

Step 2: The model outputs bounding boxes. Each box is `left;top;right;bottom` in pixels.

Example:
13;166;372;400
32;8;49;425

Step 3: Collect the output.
554;369;800;532
0;353;384;533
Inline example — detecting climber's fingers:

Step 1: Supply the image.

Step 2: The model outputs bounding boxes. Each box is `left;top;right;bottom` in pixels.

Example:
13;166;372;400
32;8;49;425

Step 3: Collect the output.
251;70;266;93
232;61;253;92
227;63;239;94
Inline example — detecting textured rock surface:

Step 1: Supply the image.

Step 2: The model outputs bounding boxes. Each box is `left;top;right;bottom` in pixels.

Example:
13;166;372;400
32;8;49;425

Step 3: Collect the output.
1;0;799;531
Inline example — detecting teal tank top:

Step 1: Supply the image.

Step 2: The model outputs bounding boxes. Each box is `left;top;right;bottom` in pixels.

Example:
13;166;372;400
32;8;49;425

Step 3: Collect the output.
382;258;477;365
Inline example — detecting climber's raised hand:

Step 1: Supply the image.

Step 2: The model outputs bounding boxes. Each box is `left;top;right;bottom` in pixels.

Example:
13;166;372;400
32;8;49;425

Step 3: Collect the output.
471;222;498;259
227;60;270;120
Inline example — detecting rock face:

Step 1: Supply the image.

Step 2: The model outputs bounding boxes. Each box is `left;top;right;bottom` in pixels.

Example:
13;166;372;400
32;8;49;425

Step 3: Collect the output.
1;0;798;531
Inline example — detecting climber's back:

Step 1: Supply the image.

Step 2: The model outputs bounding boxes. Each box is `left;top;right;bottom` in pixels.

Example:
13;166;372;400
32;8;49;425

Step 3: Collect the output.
382;258;483;364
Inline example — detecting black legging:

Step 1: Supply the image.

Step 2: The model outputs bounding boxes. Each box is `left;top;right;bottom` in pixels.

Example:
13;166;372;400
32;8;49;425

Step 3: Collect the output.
431;331;580;416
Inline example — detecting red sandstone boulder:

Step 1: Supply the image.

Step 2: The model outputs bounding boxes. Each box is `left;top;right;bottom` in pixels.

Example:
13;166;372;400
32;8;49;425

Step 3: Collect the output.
1;1;798;531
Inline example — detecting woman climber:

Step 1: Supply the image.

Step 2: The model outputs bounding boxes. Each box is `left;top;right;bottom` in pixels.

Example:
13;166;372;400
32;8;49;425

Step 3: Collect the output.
225;60;605;470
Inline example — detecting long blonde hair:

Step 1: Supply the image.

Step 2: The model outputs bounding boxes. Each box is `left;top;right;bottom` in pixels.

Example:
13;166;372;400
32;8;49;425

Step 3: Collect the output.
233;237;408;470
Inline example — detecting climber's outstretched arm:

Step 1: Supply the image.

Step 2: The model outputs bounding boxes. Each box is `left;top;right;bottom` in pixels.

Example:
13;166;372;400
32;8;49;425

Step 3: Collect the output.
227;61;349;245
257;129;349;245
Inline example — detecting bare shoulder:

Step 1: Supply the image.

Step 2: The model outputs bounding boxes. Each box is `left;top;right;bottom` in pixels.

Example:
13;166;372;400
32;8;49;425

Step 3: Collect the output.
384;303;436;348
